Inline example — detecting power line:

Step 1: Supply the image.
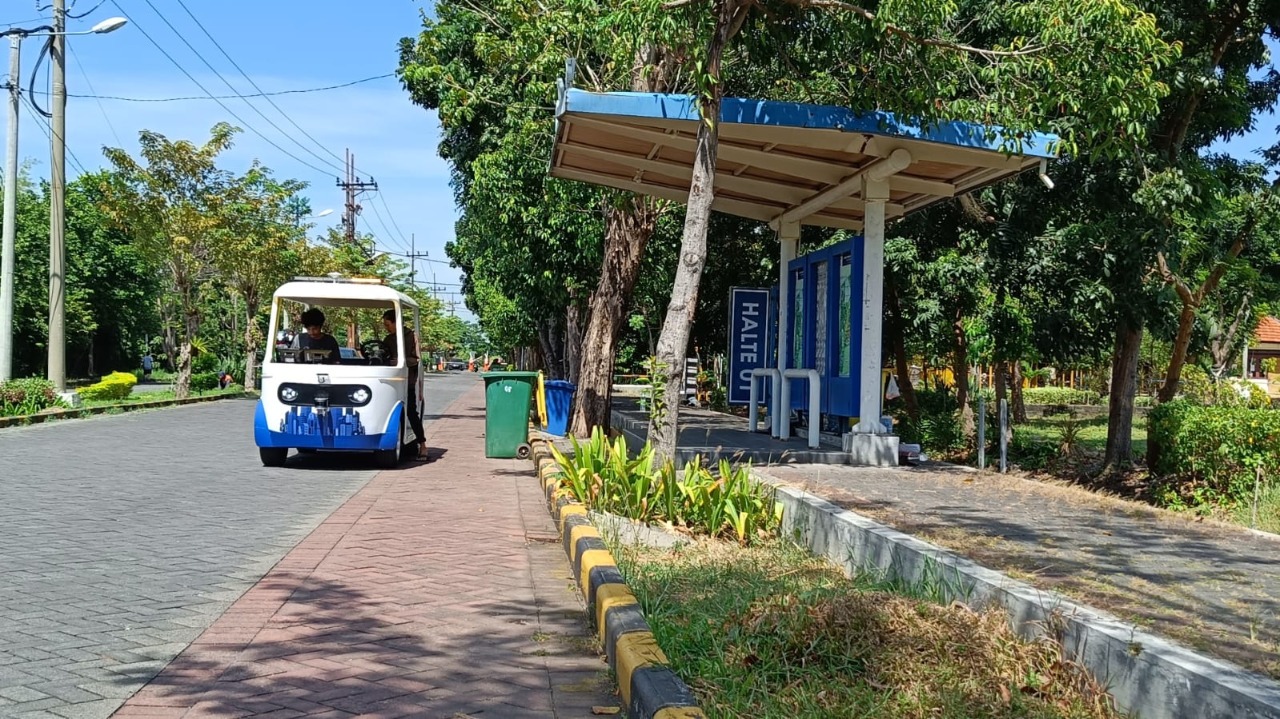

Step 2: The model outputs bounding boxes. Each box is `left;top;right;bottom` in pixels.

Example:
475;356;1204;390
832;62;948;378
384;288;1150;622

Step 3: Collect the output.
374;191;412;250
21;92;90;177
131;0;346;176
66;0;106;19
365;198;411;254
67;43;121;147
106;0;336;176
43;73;394;102
172;0;353;175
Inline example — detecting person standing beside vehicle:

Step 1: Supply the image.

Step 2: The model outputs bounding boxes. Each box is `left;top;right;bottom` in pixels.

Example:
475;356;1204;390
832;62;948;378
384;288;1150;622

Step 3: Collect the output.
383;309;428;460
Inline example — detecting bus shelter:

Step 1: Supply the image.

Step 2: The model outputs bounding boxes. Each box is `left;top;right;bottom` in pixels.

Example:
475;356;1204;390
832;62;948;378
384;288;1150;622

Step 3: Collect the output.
550;68;1057;465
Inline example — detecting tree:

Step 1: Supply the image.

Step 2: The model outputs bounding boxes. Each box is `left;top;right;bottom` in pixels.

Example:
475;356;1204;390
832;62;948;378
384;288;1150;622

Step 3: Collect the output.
1141;160;1280;402
639;0;1177;462
399;0;683;438
215;167;307;390
64;172;162;377
1064;1;1280;470
102;123;242;398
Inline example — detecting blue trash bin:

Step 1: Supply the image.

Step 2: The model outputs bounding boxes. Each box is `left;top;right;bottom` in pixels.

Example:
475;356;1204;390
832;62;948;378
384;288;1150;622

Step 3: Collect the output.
544;380;576;437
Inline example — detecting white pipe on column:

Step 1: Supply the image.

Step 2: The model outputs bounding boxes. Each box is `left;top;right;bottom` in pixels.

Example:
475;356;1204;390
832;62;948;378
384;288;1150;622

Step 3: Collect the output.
748;367;781;434
776;222;800;439
779;368;820;449
858;177;890;435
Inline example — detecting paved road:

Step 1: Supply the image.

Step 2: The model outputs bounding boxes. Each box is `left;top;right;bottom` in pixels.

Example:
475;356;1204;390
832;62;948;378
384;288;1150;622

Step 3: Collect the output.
0;373;478;719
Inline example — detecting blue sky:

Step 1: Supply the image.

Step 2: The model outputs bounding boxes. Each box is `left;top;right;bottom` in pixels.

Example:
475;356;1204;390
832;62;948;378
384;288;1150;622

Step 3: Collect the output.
6;0;472;317
4;3;1277;329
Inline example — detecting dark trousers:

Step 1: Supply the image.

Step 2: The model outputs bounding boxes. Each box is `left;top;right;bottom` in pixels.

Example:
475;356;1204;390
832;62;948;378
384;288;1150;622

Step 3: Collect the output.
407;369;426;444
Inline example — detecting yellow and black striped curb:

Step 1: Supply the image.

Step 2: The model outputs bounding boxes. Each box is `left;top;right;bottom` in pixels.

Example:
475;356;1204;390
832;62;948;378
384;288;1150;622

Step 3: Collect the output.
530;439;705;719
0;392;250;429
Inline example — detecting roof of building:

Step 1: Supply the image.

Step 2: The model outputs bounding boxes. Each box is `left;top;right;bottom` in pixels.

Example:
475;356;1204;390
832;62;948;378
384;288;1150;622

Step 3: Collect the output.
1256;316;1280;344
551;83;1059;231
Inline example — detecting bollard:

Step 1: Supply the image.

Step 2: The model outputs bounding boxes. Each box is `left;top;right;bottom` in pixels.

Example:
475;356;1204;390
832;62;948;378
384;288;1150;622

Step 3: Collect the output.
977;397;986;470
999;398;1008;473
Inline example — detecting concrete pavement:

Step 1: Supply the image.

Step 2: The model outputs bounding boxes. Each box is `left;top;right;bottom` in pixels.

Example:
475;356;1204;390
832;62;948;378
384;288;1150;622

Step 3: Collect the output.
0;373;613;718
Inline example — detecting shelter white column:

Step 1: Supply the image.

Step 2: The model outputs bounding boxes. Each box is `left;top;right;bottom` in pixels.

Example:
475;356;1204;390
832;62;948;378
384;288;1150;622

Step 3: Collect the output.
776;221;800;438
857;178;889;434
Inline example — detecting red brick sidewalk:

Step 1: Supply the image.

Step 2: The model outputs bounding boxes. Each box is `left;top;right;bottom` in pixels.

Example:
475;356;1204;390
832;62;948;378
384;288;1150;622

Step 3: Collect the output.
112;385;614;718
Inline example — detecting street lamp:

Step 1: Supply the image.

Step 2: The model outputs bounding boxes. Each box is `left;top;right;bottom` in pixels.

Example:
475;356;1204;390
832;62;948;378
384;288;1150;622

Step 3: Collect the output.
0;11;127;384
292;207;333;227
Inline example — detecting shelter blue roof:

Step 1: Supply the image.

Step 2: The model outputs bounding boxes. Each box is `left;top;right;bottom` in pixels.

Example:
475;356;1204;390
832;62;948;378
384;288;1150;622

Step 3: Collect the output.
558;89;1058;160
551;85;1059;230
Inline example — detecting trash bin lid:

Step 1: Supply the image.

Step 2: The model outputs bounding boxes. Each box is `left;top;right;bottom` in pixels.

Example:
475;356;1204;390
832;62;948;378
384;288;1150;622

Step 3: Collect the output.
545;380;576;390
480;371;540;379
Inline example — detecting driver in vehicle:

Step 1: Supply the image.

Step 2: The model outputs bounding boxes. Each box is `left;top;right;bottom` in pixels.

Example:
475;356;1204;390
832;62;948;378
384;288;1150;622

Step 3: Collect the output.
382;309;428;460
292;308;341;363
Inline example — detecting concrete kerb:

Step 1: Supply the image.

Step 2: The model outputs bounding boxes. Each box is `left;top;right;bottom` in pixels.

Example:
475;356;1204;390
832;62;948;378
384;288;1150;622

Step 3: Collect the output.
529;438;706;719
756;475;1280;719
0;391;250;429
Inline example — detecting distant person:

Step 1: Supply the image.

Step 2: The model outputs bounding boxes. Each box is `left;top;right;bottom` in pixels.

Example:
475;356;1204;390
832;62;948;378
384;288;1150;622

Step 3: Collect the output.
382;309;427;460
292;308;341;363
218;371;234;389
141;352;154;382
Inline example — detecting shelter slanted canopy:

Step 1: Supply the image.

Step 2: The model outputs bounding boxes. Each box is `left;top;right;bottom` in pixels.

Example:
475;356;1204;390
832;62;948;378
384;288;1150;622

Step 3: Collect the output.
551;88;1057;230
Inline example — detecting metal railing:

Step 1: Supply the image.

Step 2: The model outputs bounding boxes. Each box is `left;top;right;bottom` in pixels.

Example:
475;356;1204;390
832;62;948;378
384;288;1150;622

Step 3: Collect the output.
747;368;782;437
779;368;821;449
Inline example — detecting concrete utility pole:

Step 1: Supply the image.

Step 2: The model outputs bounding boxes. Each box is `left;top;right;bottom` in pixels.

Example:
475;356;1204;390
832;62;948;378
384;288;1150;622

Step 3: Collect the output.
47;0;67;391
0;34;21;382
0;16;123;383
335;149;376;243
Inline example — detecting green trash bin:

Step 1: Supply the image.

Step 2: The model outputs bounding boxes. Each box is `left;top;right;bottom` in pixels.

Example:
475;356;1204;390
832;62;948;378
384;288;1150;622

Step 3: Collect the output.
482;371;539;458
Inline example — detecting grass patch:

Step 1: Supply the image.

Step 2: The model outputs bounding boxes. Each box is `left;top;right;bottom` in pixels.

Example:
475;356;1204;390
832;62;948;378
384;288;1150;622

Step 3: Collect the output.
614;539;1121;719
1016;414;1147;458
80;386;242;408
1232;484;1280;535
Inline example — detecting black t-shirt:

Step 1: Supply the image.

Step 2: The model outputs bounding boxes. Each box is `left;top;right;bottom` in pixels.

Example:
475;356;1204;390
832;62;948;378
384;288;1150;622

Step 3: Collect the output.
296;332;341;363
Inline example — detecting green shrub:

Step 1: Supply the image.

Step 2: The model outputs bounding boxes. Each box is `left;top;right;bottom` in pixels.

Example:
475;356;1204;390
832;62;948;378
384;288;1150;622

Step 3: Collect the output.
77;371;137;402
1022;387;1102;406
550;428;783;544
190;372;220;392
0;377;63;417
1147;400;1280;510
892;388;966;454
1008;431;1058;471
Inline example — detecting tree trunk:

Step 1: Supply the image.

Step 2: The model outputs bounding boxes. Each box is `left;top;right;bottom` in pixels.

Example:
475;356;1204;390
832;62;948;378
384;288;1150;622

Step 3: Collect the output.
537;316;565;379
1155;216;1249;401
953;313;974;437
649;0;741;464
1157;302;1198;404
174;306;199;400
1102;318;1143;471
884;279;919;421
565;298;584;386
570;197;659;437
1011;361;1028;424
568;46;673;438
243;311;257;393
1210;291;1252;378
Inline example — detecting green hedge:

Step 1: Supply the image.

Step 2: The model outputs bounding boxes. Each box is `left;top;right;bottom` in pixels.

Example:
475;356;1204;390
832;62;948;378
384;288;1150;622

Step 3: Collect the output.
0;377;63;417
191;372;220;392
1147;400;1280;510
79;371;138;401
975;387;1101;406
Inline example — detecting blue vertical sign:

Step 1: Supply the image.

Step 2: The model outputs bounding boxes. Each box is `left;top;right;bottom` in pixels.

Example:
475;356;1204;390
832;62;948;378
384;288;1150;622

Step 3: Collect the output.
727;287;771;405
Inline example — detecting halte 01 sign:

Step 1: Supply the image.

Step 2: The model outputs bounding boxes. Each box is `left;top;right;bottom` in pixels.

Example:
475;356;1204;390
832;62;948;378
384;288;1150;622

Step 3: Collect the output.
727;287;771;405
